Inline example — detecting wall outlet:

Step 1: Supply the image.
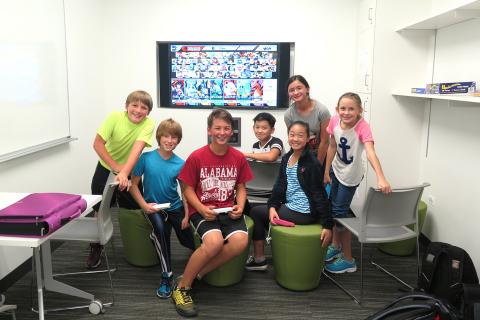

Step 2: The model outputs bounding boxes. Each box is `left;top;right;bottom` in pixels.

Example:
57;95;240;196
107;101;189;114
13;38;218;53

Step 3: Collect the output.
427;195;435;206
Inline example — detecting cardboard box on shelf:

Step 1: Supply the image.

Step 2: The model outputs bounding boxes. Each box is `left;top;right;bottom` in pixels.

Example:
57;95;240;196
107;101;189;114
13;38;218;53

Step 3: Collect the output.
411;88;426;94
426;83;439;94
439;81;476;94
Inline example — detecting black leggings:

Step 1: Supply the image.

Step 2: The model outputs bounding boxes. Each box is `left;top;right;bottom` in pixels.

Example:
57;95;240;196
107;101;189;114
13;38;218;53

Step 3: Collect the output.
144;207;194;273
250;204;318;241
91;162;142;211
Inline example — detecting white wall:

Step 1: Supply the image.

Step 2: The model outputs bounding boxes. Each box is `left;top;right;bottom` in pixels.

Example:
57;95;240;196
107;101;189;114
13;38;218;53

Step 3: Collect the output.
100;0;358;158
0;0;104;279
431;0;476;12
367;0;432;188
421;16;480;267
371;0;480;270
0;0;104;195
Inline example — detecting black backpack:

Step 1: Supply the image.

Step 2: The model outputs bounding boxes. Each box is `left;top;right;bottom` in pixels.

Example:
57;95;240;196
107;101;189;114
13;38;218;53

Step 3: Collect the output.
462;284;480;320
365;292;460;320
418;242;479;309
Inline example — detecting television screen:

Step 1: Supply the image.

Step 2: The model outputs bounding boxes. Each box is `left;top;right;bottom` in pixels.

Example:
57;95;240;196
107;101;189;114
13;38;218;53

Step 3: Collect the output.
157;42;293;109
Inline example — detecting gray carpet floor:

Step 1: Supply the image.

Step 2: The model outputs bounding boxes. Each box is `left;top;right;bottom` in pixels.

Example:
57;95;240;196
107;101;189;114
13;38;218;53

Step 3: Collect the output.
1;214;421;320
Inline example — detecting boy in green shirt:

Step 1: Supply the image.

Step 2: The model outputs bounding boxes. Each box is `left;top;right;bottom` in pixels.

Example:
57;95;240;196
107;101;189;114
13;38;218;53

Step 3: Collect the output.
88;90;155;269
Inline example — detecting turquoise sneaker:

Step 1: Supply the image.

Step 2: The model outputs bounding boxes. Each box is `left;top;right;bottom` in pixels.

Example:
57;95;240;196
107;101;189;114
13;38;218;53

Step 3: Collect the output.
325;245;342;262
325;255;357;274
157;272;172;299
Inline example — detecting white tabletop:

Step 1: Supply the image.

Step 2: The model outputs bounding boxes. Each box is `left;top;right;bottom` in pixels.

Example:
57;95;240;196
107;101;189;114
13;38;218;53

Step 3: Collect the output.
0;193;101;247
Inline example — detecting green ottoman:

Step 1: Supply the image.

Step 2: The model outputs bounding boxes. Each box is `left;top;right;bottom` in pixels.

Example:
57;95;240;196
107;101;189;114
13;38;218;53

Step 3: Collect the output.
118;208;159;267
193;215;254;287
271;224;327;291
378;200;427;256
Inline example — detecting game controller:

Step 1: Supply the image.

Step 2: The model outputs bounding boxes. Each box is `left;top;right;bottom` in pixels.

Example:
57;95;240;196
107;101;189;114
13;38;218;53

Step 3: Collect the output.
213;207;233;214
153;203;171;210
272;218;295;227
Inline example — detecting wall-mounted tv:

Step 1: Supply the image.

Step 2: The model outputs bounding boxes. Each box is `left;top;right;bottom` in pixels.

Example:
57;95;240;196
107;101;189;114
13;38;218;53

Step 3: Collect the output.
157;42;294;109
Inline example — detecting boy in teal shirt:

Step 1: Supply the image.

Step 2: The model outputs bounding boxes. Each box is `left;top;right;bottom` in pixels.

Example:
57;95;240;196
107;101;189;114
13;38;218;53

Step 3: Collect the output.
130;118;194;299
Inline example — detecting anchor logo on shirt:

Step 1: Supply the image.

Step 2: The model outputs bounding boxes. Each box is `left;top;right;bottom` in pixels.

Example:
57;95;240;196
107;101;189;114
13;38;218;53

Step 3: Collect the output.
338;137;353;164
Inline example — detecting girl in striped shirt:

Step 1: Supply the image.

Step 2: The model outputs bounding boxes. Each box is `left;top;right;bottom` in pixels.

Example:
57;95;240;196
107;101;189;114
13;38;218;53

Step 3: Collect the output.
246;121;333;271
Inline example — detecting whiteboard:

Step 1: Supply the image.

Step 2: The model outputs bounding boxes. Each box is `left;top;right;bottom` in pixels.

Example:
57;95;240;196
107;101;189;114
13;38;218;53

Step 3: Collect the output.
0;0;70;160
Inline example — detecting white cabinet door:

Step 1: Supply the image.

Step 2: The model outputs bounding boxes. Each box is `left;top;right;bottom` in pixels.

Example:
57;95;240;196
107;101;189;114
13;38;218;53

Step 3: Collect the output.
359;92;371;122
349;93;371;216
350;171;368;217
350;149;369;216
357;0;376;33
355;0;376;94
355;30;375;93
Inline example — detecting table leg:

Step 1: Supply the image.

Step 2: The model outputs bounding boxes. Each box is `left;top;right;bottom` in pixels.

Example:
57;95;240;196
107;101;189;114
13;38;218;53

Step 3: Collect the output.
33;247;45;320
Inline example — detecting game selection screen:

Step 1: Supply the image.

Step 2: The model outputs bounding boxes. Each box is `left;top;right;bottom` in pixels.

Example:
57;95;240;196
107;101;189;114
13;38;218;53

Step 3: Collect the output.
168;44;279;107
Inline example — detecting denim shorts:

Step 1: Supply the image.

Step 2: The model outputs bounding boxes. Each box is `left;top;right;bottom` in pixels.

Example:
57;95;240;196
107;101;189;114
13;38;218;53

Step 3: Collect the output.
329;170;358;220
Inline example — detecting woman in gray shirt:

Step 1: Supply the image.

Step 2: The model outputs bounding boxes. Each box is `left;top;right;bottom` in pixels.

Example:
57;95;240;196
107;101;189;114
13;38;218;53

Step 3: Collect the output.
284;75;331;166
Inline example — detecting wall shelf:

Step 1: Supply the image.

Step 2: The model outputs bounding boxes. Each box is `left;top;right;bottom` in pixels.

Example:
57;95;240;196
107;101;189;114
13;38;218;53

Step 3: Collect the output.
396;0;480;31
392;91;480;103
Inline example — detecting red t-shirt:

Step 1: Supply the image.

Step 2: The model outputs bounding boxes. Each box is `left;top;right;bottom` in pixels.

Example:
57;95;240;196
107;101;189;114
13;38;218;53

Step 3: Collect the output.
178;145;253;217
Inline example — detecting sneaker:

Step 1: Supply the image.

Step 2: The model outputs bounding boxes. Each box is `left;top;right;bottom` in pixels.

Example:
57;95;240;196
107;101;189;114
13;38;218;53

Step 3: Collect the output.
171;285;197;317
325;245;342;262
157;272;173;299
86;243;103;270
325;255;357;274
245;256;268;271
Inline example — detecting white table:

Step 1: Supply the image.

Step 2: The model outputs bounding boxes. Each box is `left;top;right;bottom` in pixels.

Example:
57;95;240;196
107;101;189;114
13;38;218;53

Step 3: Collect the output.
0;193;101;320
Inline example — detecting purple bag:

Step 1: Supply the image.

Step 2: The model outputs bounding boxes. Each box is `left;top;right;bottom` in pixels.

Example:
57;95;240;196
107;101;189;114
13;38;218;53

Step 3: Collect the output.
0;193;87;237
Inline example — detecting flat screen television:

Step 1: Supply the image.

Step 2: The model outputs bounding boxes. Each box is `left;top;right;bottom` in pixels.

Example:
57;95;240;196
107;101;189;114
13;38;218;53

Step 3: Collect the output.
157;42;293;109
